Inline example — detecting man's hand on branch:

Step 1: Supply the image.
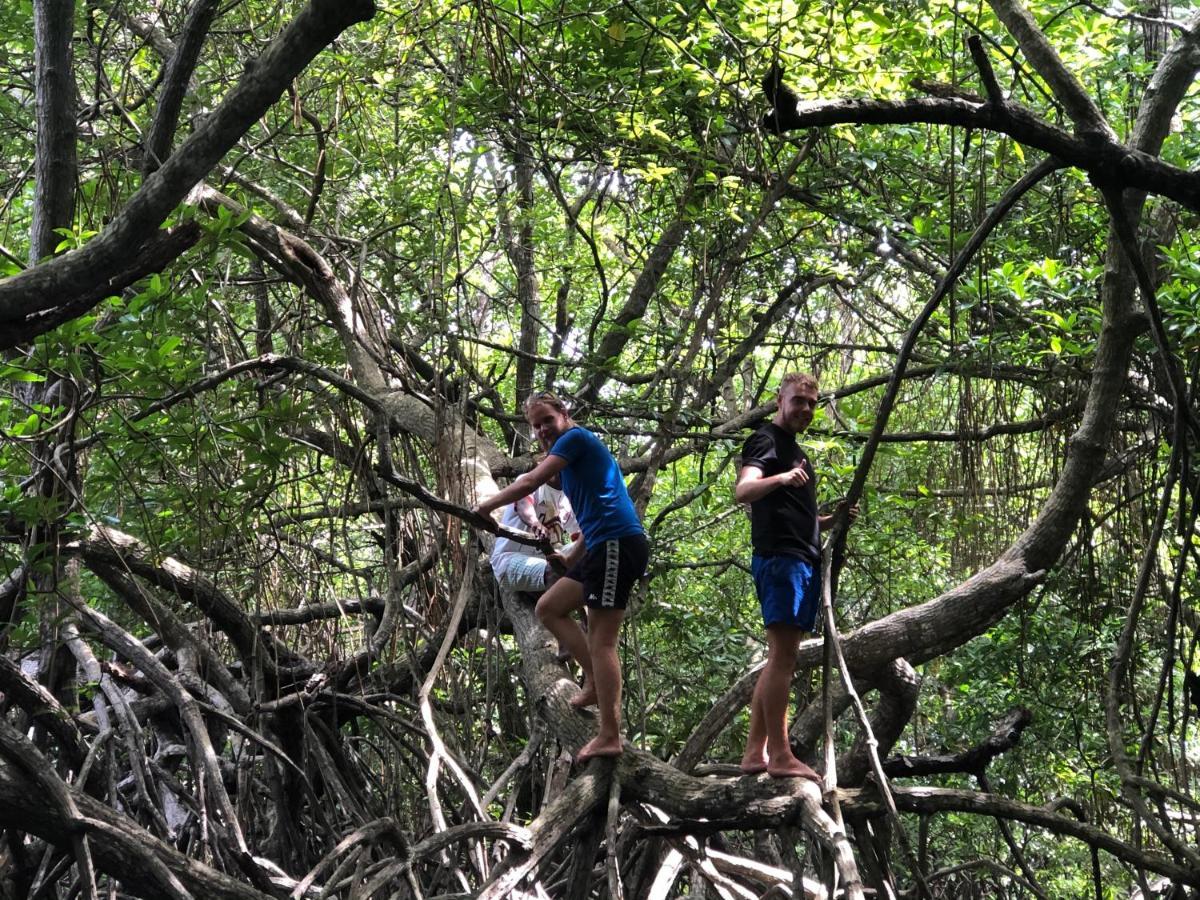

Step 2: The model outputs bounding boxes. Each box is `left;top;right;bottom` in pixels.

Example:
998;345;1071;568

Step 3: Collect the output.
819;500;860;532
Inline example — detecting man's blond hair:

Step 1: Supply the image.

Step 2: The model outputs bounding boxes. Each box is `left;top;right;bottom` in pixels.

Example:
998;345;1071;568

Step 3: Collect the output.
778;372;819;395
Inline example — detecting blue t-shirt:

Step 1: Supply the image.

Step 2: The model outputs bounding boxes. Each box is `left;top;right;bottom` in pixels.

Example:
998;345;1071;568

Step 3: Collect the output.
549;427;643;547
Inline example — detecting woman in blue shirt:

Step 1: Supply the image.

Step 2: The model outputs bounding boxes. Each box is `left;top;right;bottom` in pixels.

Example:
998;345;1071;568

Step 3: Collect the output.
474;392;648;762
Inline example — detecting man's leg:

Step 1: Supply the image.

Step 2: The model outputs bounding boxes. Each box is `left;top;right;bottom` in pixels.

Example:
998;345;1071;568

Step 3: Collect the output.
575;607;625;762
556;607;584;663
741;632;792;774
761;624;819;779
535;577;592;704
742;624;819;780
740;684;769;774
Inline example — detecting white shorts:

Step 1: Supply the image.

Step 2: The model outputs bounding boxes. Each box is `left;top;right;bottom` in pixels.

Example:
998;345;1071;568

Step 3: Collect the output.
492;553;550;593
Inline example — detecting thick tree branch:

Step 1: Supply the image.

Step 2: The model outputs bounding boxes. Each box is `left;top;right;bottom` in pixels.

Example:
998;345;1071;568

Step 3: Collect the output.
766;95;1200;212
31;0;77;264
88;560;251;714
193;184;512;498
0;221;201;349
0;0;376;349
501;135;540;414
0;654;90;777
0;754;272;899
69;525;297;678
575;216;691;408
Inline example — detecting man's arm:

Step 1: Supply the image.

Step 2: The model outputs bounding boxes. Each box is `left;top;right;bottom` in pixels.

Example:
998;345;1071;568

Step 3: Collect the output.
513;495;547;537
734;462;809;504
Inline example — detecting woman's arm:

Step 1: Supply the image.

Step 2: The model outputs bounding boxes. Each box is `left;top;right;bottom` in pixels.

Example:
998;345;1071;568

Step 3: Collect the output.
473;454;569;517
553;538;587;571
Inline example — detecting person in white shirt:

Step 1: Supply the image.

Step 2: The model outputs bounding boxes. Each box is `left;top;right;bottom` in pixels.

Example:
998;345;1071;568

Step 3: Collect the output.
490;482;579;595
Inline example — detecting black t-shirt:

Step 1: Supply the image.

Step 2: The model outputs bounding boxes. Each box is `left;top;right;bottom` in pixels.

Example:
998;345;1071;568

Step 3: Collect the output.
741;422;820;562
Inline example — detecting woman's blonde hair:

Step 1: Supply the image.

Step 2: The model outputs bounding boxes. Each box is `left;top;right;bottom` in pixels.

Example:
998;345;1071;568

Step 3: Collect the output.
522;390;573;418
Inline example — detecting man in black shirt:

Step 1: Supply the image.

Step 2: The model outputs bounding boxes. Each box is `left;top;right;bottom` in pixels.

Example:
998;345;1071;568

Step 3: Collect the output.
735;372;853;780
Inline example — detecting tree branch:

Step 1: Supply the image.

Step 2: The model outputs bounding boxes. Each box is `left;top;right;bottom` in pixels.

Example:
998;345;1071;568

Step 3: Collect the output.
883;708;1033;778
143;0;221;174
31;0;77;264
765;95;1200;212
0;0;376;349
0;754;271;899
986;0;1113;137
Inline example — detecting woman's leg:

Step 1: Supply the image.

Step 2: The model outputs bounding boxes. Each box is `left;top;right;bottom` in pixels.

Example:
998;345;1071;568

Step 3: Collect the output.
535;578;592;704
575;607;625;761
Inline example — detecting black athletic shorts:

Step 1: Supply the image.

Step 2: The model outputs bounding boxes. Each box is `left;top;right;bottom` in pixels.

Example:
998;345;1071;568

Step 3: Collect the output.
565;533;649;610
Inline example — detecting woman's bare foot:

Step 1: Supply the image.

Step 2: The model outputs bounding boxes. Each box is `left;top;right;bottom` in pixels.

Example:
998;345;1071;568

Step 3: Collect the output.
766;755;822;783
570;682;598;708
575;735;623;763
739;750;768;775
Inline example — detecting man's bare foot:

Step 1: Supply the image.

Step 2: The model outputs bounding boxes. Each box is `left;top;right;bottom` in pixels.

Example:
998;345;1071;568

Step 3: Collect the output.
575;735;623;763
739;750;768;775
766;755;822;783
570;683;598;708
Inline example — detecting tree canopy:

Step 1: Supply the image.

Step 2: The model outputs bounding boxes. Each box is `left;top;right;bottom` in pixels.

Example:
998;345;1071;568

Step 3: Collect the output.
3;0;1200;897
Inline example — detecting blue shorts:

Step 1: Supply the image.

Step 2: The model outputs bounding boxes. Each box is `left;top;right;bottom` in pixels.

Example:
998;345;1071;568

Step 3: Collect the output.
752;555;821;631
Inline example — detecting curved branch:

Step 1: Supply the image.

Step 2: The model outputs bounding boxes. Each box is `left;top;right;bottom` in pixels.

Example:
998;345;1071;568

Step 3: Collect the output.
0;755;272;899
69;525;296;677
61;598;257;866
88;560;251;714
841;658;921;786
0;655;91;779
768;95;1200;212
884;707;1033;778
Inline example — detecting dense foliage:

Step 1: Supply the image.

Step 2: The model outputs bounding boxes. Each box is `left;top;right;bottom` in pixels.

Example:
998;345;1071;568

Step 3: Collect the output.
2;0;1199;897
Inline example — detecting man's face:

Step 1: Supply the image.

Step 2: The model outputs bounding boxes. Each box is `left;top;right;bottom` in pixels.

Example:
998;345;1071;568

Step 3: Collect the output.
775;383;819;435
526;401;570;449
